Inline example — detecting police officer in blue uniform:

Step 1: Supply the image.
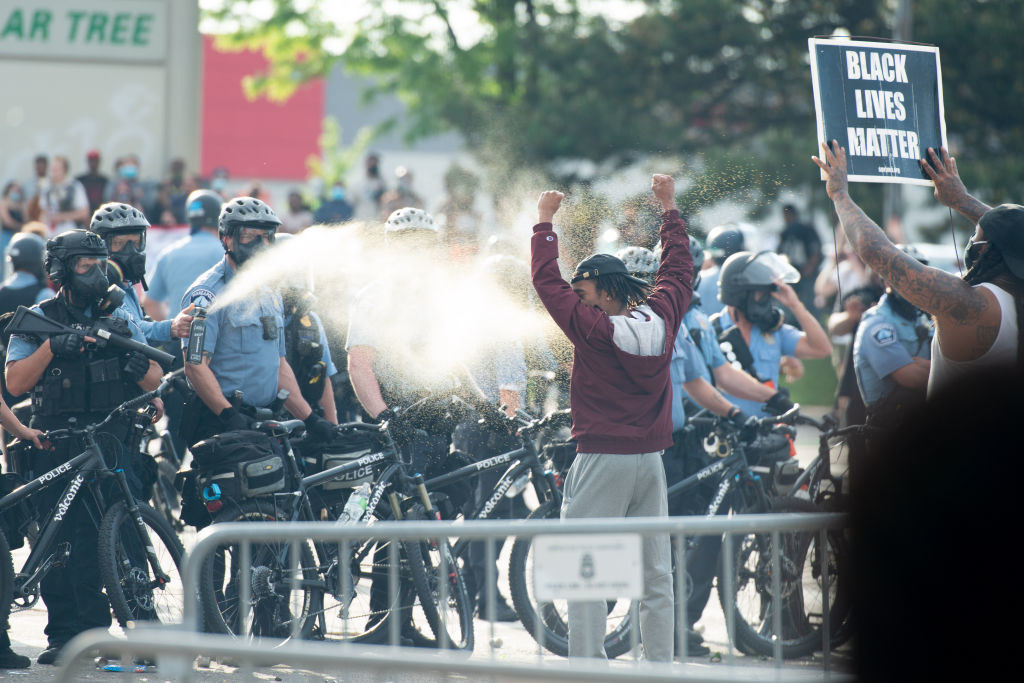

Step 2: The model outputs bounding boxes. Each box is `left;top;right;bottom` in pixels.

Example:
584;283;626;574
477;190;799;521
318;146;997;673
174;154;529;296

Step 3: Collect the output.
145;189;226;322
5;230;160;665
853;246;933;425
274;234;338;422
179;197;334;446
697;224;747;317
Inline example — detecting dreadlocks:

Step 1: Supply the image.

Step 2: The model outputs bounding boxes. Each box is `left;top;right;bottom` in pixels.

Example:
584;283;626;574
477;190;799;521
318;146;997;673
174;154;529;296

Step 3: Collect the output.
963;245;1024;367
595;272;652;310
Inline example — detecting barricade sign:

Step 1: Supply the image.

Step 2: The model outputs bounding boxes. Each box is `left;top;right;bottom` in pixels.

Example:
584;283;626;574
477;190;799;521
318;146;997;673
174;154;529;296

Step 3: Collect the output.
532;533;642;601
809;37;947;186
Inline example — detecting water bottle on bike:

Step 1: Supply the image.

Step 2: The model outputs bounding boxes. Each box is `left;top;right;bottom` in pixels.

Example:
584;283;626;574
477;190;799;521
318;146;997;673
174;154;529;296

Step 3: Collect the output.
337;482;371;524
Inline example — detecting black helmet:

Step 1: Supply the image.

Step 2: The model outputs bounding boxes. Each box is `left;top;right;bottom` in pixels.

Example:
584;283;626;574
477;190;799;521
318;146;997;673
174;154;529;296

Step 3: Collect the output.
89;202;150;283
219;197;281;265
706;224;746;263
6;233;46;280
45;229;114;305
186;189;222;233
718;251;800;332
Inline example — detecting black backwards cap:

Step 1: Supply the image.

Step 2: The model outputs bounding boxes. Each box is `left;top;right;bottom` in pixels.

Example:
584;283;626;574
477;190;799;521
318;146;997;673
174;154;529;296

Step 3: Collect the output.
978;204;1024;279
570;253;651;287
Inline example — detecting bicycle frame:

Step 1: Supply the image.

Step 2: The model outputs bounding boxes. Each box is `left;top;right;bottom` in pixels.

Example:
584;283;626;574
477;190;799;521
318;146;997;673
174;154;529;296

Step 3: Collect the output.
0;434;173;607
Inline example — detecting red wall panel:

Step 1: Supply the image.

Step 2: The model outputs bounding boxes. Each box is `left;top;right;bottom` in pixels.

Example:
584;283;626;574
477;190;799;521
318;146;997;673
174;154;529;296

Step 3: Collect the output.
201;35;323;180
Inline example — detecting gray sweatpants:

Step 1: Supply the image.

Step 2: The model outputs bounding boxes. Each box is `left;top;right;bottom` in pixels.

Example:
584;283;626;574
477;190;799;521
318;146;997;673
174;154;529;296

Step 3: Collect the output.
560;451;674;662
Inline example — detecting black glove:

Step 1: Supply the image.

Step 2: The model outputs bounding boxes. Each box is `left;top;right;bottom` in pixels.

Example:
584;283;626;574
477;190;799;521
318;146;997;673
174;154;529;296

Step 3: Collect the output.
122;351;151;383
377;408;416;445
49;332;85;358
727;407;758;442
764;388;795;416
304;413;336;443
218;406;253;432
476;402;511;434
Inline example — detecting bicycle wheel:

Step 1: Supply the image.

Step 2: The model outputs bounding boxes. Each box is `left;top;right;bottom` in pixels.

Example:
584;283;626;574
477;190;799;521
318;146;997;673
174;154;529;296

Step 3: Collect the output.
97;501;185;626
717;495;834;658
308;534;408;644
507;499;635;658
199;499;316;641
150;456;184;533
401;506;473;651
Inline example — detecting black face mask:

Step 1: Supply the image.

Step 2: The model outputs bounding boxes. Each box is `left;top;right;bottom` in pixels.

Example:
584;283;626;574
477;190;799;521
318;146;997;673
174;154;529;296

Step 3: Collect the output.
887;289;920;321
965;239;989;272
230;232;272;266
111;241;147;283
282;289;316;317
68;264;110;304
742;291;784;332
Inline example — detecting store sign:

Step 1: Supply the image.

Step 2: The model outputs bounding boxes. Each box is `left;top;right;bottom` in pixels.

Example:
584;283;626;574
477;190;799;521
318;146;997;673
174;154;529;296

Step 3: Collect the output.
0;0;167;61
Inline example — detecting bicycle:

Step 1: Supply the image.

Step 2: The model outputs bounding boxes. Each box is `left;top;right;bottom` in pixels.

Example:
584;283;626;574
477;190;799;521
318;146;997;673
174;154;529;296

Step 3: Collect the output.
195;397;474;651
507;407;829;659
0;370;187;632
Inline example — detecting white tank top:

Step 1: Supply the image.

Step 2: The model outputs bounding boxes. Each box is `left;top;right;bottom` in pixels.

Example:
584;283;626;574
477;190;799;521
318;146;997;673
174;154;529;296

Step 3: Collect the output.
928;283;1018;395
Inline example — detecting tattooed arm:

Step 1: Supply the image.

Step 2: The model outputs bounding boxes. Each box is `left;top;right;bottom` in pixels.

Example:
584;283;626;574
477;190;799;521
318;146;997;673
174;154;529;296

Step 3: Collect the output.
812;141;992;332
919;147;991;224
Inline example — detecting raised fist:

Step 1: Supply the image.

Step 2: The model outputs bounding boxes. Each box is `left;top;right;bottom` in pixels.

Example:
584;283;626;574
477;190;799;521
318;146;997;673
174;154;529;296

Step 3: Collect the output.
537;191;564;222
651;174;676;208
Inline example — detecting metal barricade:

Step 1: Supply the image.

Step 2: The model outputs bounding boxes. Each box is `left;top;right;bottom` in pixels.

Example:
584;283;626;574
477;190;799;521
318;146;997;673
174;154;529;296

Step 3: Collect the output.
56;514;850;682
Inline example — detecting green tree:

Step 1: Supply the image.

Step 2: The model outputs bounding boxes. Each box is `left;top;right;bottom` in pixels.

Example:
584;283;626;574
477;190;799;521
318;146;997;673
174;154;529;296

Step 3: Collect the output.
205;1;1021;215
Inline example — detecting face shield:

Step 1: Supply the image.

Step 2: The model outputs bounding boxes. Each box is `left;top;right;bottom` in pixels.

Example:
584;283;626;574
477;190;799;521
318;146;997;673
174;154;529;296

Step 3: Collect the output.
748;251;801;285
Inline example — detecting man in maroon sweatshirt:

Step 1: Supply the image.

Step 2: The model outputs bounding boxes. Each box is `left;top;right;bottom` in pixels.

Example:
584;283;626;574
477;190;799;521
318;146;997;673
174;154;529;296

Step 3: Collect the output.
531;174;693;660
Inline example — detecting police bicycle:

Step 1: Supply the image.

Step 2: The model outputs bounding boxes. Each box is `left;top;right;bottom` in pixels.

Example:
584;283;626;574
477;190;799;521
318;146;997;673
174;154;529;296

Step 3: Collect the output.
506;407;831;659
195;396;474;651
0;371;187;632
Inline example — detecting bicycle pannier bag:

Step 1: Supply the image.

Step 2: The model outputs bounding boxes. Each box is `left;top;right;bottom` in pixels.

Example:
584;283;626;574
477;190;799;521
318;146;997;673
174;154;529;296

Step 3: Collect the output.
191;430;289;501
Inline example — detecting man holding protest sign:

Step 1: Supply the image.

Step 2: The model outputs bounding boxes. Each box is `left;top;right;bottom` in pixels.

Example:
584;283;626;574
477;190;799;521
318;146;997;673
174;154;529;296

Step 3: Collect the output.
812;141;1024;391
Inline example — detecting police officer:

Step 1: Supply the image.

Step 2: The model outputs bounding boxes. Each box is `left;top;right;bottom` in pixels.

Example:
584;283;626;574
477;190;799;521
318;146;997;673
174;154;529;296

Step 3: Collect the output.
0;233;54;315
87;202;193;345
5;230;160;665
710;250;832;417
853;245;933;426
144;189;226;322
179;197;334;445
698;224;747;316
274;233;338;422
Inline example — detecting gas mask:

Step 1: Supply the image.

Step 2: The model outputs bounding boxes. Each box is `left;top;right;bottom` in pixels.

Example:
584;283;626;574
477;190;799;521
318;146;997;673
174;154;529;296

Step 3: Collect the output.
741;290;785;332
67;262;111;305
282;288;316;317
110;241;147;283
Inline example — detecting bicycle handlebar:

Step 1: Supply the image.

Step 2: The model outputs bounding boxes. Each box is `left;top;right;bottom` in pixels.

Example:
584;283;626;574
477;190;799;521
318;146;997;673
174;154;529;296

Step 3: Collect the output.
252;419;306;437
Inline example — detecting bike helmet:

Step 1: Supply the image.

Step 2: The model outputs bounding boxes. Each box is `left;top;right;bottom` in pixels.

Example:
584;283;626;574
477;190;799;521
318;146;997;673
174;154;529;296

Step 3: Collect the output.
615;246;658;281
706;224;747;262
384;207;438;235
88;202;150;283
218;196;282;237
6;233;46;280
186;189;223;233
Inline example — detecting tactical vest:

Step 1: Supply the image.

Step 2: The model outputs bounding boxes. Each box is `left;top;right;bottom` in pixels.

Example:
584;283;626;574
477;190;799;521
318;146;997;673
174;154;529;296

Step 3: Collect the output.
0;281;44;317
284;312;327;407
29;297;140;425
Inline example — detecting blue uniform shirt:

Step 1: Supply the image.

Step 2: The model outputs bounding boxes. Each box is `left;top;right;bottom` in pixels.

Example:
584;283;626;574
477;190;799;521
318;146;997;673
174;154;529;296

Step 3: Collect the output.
669;331;707;432
148;231;224;315
119;284;172;343
181;256;286;408
715;308;802;417
675;304;729;407
853;295;933;406
6;299;147;363
284;310;338;377
696;265;724;317
0;271;55;304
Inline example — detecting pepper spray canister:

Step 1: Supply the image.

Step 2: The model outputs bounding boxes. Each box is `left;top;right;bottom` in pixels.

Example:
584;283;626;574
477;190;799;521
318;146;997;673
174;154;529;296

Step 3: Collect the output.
186;307;208;365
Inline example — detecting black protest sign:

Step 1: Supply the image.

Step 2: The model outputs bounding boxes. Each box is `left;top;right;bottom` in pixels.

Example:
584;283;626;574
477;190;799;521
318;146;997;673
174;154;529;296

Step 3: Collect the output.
809;38;947;186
